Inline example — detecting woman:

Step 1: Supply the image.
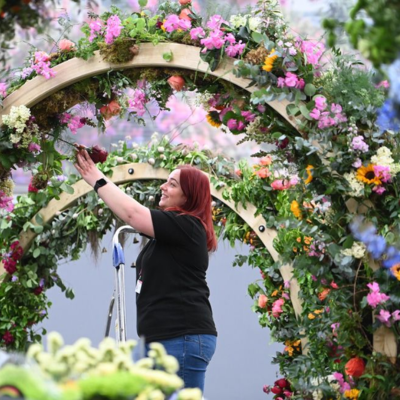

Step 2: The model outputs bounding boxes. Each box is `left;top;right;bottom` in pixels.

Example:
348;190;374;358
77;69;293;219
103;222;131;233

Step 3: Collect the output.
75;148;217;393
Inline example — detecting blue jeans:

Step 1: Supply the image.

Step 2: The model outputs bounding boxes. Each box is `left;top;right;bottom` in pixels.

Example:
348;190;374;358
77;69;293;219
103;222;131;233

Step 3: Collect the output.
144;334;217;393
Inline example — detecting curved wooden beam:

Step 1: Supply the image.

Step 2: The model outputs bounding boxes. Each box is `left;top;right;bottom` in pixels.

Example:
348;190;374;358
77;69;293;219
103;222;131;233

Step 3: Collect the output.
0;163;302;321
0;43;296;129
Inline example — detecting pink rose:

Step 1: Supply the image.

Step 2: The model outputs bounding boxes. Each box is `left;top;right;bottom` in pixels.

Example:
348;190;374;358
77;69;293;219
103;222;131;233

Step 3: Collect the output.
167;76;185;91
59;39;75;52
258;294;268;308
179;8;192;21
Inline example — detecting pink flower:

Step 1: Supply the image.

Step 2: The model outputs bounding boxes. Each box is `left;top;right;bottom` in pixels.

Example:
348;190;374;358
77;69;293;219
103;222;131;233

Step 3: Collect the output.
28;142;41;153
190;27;205;40
373;165;391;182
277;77;285;88
100;100;121;120
271;179;291;190
241;110;256;122
206;14;227;30
167;76;185;91
128;88;147;115
164;14;191;33
366;282;390;308
309;108;320;120
298;39;325;66
179;8;192;21
376;309;392;327
392;310;400;321
372;185;386;195
0;82;7;98
34;51;50;63
179;0;191;4
89;20;102;42
32;51;55;79
225;33;236;44
58;39;75;52
200;30;225;50
352;158;362;168
105;15;122;44
28;178;39;193
284;72;299;87
314;96;327;111
0;190;14;212
272;298;285;317
376;80;389;89
227;119;238;130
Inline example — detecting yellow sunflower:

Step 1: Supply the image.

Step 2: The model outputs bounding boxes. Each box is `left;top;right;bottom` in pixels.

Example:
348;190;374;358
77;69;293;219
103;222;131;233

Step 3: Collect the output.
391;263;400;281
262;49;278;72
206;111;222;127
356;164;382;185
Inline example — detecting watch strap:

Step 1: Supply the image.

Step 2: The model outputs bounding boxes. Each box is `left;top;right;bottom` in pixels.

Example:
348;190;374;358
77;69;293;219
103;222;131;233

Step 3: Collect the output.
94;178;107;193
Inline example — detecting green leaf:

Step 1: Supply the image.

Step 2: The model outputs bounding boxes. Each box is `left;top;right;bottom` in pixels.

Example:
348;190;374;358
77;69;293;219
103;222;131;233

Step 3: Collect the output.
163;51;173;62
299;105;313;120
60;183;74;194
304;83;316;97
251;32;263;44
33;248;41;258
138;0;147;7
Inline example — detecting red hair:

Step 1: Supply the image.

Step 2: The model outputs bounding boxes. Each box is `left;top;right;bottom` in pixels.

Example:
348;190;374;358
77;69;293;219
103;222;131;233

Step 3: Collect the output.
166;165;217;252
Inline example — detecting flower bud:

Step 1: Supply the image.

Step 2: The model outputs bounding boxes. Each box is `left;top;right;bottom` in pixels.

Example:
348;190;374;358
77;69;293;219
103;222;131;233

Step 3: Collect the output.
167;76;185;91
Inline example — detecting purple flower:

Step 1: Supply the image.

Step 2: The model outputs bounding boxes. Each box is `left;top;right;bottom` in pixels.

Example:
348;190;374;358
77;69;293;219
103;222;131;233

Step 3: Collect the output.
351;136;369;152
28;142;41;153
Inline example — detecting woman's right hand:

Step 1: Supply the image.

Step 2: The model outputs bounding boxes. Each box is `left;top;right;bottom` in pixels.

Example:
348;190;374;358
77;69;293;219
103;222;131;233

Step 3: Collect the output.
74;146;105;188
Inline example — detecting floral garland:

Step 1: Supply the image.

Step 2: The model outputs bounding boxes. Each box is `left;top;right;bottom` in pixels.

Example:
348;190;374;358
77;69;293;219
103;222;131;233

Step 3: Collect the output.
1;0;400;398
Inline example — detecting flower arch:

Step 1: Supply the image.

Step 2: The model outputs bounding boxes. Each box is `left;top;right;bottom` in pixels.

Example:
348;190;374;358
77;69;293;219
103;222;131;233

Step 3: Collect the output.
1;0;400;397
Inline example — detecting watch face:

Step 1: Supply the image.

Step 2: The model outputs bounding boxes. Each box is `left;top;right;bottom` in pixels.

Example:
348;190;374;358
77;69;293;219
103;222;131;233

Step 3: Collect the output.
98;178;107;185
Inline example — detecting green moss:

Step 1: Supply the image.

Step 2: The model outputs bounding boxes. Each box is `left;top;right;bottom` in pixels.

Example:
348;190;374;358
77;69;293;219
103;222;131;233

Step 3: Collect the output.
98;38;137;64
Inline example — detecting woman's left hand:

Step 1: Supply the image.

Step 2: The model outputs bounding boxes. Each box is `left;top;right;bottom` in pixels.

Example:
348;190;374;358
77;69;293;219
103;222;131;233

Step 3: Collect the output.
74;148;105;187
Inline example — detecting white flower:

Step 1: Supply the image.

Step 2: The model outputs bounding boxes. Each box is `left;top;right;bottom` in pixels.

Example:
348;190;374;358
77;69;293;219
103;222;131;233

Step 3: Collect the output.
132;142;139;149
148;158;155;165
371;146;394;166
72;213;79;219
111;143;118;148
344;172;364;197
148;195;155;201
157;146;165;153
125;135;132;140
160;154;166;160
151;132;159;140
312;389;323;400
115;156;124;163
98;208;104;216
229;14;247;28
2;105;31;133
341;241;366;259
47;331;64;355
130;153;138;161
211;201;217;207
248;16;262;32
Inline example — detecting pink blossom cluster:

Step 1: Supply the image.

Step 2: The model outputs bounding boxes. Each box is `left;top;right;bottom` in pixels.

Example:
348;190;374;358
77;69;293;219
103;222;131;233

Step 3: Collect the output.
163;14;191;33
128;89;147;117
371;165;391;195
29;51;56;80
28;142;41;154
0;190;14;212
2;241;23;275
366;282;390;308
310;96;347;129
272;298;285;317
277;72;305;90
105;15;123;44
271;177;298;190
0;82;7;98
350;136;369;153
332;372;351;393
191;15;245;58
60;113;86;134
376;309;400;327
296;38;325;66
226;110;256;131
89;20;103;42
308;240;326;257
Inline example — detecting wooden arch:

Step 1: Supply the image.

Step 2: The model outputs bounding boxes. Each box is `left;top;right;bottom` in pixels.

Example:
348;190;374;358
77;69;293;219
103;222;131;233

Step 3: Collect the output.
0;43;295;127
1;42;395;360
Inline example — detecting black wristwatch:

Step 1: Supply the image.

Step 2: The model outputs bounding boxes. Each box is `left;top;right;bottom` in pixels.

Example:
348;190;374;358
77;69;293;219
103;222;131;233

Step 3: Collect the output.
94;178;108;193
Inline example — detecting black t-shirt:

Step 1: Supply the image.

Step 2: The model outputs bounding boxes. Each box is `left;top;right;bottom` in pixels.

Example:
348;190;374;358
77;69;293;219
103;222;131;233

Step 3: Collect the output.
135;209;217;343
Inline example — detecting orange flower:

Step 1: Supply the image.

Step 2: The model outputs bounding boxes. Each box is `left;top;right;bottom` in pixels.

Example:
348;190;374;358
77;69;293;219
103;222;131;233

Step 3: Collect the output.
100;100;121;120
167;75;185;91
345;357;365;378
290;200;302;220
255;167;271;179
271;289;279;297
258;294;268;308
308;313;316;320
262;49;278;72
206;112;222;127
314;308;324;314
260;155;272;166
296;237;302;243
391;263;400;280
179;8;192;21
304;165;314;185
304;236;312;245
318;288;331;301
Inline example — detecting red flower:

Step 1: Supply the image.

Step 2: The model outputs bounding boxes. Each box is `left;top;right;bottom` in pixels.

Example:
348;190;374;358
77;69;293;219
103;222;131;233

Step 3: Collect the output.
4;258;17;274
271;386;282;395
100;100;121;120
28;178;38;193
275;378;290;388
2;331;14;345
88;145;108;164
345;357;365;378
33;286;43;295
167;76;185;91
